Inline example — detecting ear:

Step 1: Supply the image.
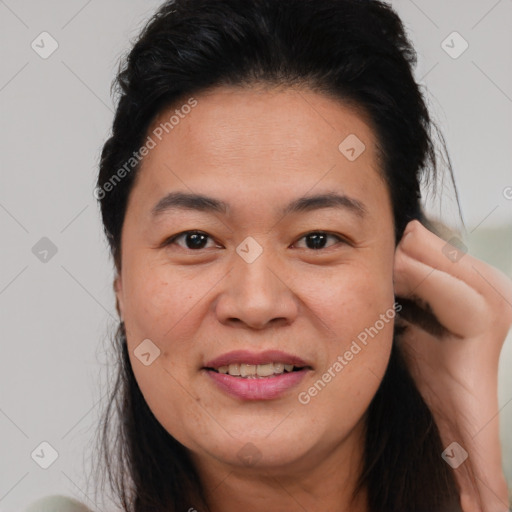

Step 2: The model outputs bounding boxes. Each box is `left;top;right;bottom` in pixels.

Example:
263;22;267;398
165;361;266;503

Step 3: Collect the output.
114;274;124;320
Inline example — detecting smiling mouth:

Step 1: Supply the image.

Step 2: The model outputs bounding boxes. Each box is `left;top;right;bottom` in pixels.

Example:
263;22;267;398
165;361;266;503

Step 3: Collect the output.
205;362;308;378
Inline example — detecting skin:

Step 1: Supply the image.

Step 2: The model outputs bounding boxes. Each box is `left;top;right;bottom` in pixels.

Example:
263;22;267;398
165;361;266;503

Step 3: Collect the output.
395;221;512;512
114;85;512;511
115;85;396;512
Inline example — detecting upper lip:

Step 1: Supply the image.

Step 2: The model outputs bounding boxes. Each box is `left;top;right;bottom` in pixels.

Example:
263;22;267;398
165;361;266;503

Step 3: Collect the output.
204;350;311;369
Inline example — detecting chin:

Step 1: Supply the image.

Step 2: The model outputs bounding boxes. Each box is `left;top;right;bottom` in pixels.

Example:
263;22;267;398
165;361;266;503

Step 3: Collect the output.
214;444;311;472
196;429;319;472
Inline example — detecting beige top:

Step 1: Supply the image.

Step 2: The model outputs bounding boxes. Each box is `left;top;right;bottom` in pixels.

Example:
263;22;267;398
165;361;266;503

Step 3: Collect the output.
23;495;93;512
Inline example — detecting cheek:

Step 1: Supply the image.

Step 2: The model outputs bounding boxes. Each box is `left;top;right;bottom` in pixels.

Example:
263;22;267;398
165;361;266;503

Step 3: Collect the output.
296;253;395;386
294;266;395;440
122;259;198;336
298;258;395;338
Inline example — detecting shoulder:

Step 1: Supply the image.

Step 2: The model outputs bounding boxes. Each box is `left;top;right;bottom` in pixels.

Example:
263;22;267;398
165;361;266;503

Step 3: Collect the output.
23;495;94;512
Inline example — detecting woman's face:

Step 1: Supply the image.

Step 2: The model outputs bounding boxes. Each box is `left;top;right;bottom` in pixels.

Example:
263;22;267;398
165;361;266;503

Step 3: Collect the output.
115;85;396;477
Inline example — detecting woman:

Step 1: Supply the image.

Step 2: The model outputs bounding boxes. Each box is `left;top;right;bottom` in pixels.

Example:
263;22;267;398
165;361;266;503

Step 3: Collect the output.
90;0;512;510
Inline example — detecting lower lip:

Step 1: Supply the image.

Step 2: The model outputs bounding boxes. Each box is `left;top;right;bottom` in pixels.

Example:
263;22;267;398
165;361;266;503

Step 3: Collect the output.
204;369;309;400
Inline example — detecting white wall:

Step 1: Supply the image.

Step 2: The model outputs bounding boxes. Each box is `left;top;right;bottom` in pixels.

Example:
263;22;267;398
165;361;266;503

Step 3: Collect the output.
0;1;510;510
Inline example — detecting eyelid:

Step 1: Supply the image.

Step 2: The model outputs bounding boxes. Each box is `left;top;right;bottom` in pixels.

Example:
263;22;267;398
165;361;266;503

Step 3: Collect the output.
161;230;350;251
292;231;350;250
161;230;218;250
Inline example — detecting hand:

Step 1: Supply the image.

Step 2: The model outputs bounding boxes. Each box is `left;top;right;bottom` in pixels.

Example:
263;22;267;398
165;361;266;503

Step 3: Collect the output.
393;219;512;512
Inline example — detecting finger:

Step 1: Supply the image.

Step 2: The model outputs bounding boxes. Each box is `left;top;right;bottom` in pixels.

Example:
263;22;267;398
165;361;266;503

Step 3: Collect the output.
394;246;489;339
399;220;512;312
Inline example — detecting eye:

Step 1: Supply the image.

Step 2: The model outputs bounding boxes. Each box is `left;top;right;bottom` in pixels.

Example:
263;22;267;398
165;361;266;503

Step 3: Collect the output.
162;230;348;252
163;230;218;250
293;231;347;251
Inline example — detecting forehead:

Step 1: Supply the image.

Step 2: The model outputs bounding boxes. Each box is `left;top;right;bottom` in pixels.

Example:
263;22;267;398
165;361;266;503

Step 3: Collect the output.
149;85;378;160
130;85;386;219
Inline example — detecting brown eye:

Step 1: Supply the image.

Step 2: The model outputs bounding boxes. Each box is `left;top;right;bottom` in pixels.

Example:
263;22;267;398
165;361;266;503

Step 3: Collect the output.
294;231;346;250
165;230;216;250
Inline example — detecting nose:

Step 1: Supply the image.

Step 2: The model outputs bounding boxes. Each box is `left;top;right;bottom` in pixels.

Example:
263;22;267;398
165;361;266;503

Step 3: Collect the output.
213;247;299;330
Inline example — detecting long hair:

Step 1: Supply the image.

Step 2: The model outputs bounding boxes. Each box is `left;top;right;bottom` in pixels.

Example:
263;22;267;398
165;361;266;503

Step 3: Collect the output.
93;1;463;510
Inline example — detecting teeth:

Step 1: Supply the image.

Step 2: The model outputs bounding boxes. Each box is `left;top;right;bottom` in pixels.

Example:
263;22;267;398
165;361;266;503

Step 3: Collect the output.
256;363;274;377
228;363;241;376
215;362;298;377
273;363;284;374
240;364;256;377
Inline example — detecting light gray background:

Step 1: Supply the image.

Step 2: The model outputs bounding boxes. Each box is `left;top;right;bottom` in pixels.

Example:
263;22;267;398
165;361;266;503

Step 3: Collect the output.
0;1;511;510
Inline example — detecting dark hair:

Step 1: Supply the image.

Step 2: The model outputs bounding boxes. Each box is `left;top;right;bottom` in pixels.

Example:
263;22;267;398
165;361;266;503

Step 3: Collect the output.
94;0;464;510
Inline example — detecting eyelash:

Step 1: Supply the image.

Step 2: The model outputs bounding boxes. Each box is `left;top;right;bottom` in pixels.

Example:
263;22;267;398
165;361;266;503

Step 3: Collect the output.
162;230;349;251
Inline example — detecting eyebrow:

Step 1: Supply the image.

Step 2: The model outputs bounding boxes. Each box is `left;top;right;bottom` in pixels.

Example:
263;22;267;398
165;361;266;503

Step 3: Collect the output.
151;191;368;219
